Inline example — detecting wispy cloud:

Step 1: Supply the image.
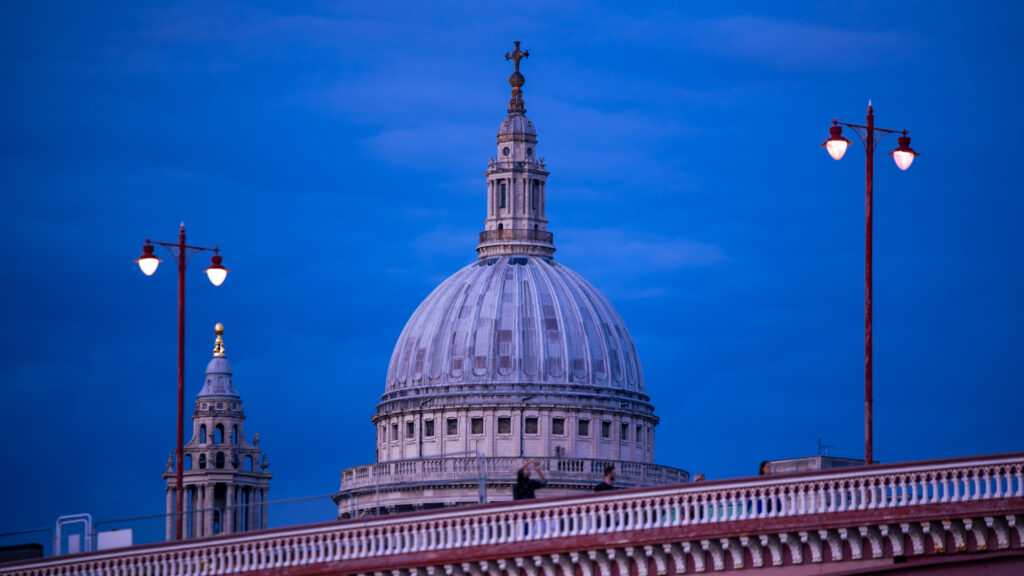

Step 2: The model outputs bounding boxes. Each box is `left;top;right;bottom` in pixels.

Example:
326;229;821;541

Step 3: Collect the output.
558;227;725;299
691;16;908;71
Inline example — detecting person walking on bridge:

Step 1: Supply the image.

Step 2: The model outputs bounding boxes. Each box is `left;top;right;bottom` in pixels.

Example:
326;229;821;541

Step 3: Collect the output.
514;459;547;500
594;465;617;492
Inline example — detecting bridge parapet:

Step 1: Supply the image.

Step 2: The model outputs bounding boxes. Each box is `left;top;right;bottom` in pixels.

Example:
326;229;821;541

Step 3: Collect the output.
3;453;1023;575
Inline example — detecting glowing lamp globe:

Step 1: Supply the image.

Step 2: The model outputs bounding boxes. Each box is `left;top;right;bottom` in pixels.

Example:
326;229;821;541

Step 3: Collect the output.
890;134;919;171
135;244;161;276
822;125;849;161
205;253;229;286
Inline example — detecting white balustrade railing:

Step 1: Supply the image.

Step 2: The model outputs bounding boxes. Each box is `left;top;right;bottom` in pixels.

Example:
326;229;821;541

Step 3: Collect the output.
3;453;1022;576
339;456;689;492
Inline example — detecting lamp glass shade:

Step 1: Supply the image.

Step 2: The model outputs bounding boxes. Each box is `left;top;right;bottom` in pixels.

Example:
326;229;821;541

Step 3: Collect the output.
892;149;915;171
136;255;161;276
825;139;848;161
206;266;228;286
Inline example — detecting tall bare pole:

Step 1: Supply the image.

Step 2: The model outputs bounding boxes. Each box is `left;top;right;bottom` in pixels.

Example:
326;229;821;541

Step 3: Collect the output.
864;105;874;467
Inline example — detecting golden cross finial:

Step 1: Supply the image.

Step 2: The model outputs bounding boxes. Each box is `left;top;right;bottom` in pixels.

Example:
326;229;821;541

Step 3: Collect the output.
505;41;529;74
213;322;226;357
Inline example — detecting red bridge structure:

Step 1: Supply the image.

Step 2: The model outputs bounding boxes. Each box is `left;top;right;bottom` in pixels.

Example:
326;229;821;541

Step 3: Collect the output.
3;453;1022;575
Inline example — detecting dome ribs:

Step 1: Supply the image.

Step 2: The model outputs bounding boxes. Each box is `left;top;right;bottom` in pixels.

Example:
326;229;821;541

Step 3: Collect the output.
428;281;468;383
560;269;610;385
521;277;540;378
531;262;564;380
382;257;648;400
544;262;588;383
470;258;502;377
495;261;517;377
453;263;489;381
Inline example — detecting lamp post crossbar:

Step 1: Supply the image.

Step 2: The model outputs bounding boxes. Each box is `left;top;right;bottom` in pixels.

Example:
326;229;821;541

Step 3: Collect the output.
136;224;228;541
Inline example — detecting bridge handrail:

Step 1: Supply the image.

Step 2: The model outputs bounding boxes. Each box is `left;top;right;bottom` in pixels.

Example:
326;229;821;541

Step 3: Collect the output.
3;452;1022;575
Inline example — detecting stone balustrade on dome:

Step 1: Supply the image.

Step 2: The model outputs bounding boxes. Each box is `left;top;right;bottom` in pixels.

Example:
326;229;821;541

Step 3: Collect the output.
337;455;690;494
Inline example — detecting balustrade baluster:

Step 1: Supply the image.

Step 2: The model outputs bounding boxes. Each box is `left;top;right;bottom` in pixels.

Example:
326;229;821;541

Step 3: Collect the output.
1016;464;1024;497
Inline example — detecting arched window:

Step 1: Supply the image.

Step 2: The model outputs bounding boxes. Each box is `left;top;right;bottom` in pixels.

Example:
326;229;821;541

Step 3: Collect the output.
245;456;253;471
232;425;238;445
215;452;225;469
184;455;192;470
199;425;207;444
199;454;207;469
215;424;224;444
498;223;504;231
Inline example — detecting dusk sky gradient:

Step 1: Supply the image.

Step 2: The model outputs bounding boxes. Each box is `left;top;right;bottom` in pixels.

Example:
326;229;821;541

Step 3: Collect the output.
2;1;1021;547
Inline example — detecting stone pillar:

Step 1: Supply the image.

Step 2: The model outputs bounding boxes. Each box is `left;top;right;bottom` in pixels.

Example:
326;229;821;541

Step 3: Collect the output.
241;486;249;532
225;482;234;533
165;488;173;541
204;484;215;536
261;488;269;530
189;486;197;539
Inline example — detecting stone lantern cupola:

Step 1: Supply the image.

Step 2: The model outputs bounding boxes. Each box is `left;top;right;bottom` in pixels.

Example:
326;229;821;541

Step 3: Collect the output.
162;323;272;540
477;41;553;259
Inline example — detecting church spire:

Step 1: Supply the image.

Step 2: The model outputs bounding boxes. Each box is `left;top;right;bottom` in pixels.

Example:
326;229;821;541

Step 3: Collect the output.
477;42;554;260
163;322;271;540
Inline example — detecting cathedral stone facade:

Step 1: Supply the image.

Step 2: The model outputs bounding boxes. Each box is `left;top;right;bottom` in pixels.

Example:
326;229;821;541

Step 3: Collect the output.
162;324;271;539
333;44;688;519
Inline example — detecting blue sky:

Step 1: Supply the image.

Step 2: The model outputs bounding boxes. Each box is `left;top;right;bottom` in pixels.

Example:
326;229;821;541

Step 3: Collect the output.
2;1;1021;546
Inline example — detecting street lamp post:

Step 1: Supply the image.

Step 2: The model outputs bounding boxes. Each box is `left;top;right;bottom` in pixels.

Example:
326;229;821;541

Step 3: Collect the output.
135;223;229;540
822;102;918;466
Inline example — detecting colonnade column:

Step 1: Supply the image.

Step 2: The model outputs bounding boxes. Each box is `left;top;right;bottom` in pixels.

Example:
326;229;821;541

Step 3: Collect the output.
165;488;174;540
261;488;269;530
224;482;234;533
203;484;214;536
247;487;257;531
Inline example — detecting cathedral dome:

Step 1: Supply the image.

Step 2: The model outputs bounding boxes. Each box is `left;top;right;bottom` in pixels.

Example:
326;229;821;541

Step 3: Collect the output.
338;44;687;519
383;255;644;399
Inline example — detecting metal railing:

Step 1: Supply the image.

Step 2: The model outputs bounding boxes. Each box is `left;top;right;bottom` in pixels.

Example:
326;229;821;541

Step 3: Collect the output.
3;452;1022;575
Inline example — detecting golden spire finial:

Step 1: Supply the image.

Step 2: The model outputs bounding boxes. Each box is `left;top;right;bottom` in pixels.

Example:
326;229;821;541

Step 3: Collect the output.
213;323;226;357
